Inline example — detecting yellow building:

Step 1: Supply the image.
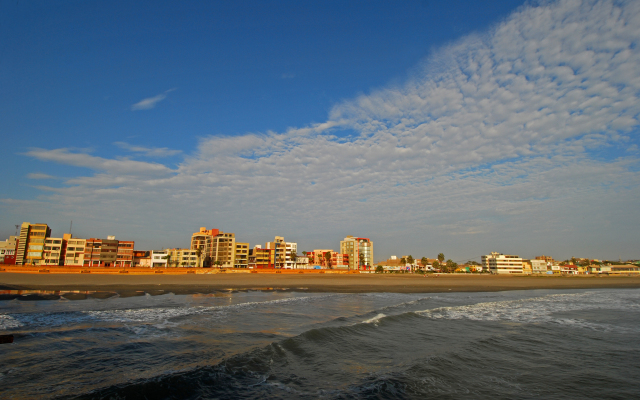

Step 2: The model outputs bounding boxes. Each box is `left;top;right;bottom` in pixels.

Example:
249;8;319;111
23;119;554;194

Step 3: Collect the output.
165;248;198;267
16;222;51;265
64;237;86;266
234;242;249;268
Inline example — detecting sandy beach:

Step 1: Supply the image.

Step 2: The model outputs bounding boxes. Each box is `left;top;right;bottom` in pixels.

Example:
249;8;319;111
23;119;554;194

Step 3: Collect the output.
2;272;640;295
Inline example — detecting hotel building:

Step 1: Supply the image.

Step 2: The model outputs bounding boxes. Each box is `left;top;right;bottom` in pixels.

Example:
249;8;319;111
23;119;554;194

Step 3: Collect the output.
482;252;524;274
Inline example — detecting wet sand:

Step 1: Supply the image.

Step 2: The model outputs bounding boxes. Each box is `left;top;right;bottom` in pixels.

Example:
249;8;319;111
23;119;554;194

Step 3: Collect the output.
2;272;640;295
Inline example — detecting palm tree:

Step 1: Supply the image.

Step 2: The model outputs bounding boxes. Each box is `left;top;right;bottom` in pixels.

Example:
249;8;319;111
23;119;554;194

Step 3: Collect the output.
195;248;202;268
165;254;171;268
324;252;332;269
421;257;428;271
438;253;445;265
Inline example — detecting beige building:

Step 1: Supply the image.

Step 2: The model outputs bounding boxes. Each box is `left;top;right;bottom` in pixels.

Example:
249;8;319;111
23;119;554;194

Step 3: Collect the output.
165;248;198;267
190;227;238;267
16;222;51;265
482;252;524;274
530;259;547;274
64;237;86;266
41;234;71;265
340;236;373;270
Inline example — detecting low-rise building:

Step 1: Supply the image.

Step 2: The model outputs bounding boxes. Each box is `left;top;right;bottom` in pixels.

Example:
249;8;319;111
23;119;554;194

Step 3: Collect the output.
133;250;151;267
482;252;524;274
151;250;168;268
530;259;547;274
0;236;17;265
165;248;198;267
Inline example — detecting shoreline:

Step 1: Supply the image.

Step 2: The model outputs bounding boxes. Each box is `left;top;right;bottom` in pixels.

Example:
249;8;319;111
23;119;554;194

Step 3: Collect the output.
2;272;640;295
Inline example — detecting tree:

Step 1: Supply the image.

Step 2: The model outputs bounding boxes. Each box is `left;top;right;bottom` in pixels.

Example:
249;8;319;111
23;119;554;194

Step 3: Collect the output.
438;253;445;264
432;260;440;270
302;251;307;256
203;256;212;268
420;257;428;271
400;257;406;265
407;255;414;272
359;253;365;269
324;252;332;269
446;259;458;272
376;265;384;273
164;254;171;268
195;248;202;268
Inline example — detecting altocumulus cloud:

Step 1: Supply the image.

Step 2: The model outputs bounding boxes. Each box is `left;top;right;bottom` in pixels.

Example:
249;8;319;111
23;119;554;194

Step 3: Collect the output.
11;0;640;257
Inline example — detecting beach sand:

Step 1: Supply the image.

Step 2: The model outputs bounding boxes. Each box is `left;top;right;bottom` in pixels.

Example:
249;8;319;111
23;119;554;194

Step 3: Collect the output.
2;272;640;295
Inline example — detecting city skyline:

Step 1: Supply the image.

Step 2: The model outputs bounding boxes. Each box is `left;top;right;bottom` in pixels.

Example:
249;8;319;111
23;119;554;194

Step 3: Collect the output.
2;0;639;261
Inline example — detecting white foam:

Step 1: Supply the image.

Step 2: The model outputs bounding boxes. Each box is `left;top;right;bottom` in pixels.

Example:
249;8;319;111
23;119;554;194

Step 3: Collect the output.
416;290;640;332
0;314;23;329
362;313;386;324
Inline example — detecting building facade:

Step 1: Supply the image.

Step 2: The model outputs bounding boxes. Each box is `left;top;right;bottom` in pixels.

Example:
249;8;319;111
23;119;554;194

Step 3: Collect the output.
482;252;524;274
340;236;373;270
16;222;51;265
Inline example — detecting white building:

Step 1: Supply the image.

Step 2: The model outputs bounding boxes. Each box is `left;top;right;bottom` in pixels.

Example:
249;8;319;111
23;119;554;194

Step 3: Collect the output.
151;250;168;268
285;241;297;269
482;252;524;274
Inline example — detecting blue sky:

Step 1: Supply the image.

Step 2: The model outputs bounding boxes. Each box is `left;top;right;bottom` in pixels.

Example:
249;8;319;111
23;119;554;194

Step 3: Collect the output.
2;0;639;262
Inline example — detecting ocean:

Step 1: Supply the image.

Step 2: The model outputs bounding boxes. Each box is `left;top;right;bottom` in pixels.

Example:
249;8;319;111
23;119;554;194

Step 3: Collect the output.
1;288;639;399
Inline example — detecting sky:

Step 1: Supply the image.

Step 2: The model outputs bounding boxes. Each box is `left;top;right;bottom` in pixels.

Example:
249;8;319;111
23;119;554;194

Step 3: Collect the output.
1;0;639;262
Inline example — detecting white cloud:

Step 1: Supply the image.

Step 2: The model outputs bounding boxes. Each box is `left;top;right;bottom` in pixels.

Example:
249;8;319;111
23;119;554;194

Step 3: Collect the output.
131;88;176;110
14;0;640;259
27;173;56;180
113;142;182;157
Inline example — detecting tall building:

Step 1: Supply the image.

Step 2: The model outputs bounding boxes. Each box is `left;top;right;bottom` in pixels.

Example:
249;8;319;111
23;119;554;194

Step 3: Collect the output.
16;222;51;265
234;242;249;268
265;236;286;269
481;252;524;274
340;236;374;270
190;227;238;267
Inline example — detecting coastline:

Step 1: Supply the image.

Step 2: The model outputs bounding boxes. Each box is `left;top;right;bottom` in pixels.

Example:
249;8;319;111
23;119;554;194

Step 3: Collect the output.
2;272;640;295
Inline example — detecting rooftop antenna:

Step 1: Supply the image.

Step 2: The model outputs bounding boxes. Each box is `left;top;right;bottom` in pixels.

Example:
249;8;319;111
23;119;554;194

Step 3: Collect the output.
69;220;73;235
15;224;19;236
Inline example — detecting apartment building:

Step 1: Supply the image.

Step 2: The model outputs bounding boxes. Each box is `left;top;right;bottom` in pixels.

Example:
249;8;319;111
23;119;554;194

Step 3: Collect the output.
307;249;333;267
190;227;238;267
117;240;134;267
234;242;249;268
83;236;133;267
285;241;297;269
248;246;274;269
530;259;547;274
340;236;373;270
16;222;51;265
64;237;86;266
0;236;17;265
165;248;198;267
41;235;67;265
151;250;168;268
265;236;286;269
482;252;524;274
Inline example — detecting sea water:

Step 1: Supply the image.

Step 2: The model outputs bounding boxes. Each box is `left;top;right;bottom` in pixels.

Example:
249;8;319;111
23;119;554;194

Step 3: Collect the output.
1;288;639;399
